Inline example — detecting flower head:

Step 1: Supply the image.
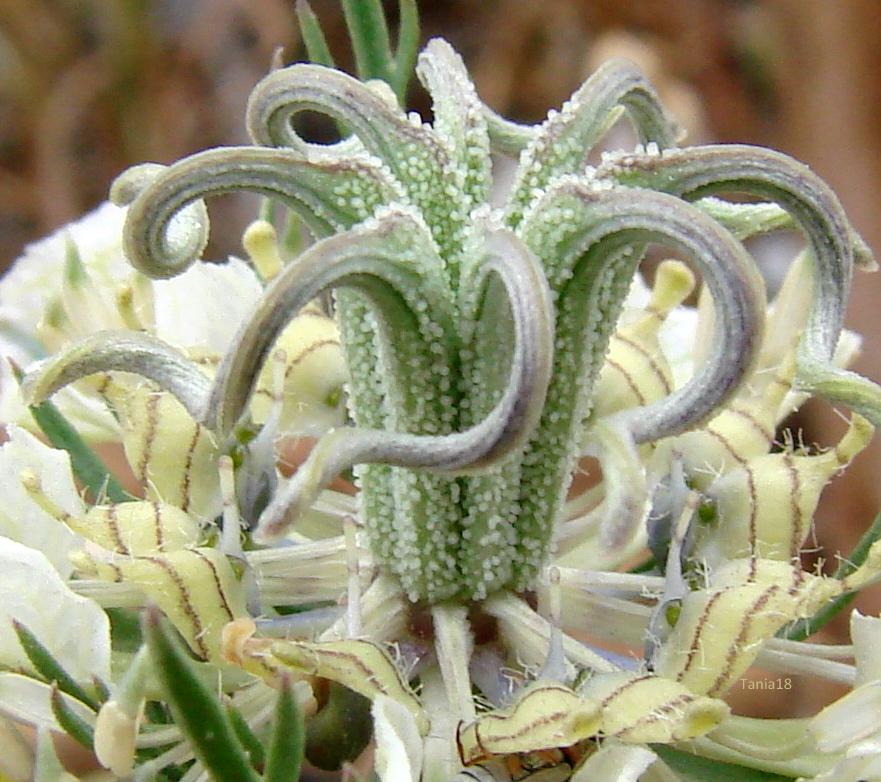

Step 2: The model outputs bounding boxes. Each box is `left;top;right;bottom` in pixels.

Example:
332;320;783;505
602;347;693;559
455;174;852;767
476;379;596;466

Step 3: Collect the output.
7;26;881;782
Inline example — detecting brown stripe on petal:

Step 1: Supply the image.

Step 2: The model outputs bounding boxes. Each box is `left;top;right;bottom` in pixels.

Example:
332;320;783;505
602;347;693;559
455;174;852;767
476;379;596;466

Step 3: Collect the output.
742;462;759;565
106;504;129;555
152;502;165;551
597;674;653;709
95;374;113;395
143;554;209;659
603;355;647;406
704;428;748;468
190;549;236;622
706;584;779;696
283;338;342;383
715;407;775;455
783;452;804;565
615;333;673;395
177;421;201;513
137;392;162;481
674;589;726;683
613;693;693;740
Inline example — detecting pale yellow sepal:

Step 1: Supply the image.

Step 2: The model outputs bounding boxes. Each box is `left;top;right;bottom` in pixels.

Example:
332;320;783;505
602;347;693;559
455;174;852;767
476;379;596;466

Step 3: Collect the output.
577;671;729;743
21;470;200;555
456;682;602;765
72;546;245;662
250;303;348;437
704;413;873;561
267;636;428;735
591;260;694;420
676;352;795;492
101;377;221;519
654;559;842;696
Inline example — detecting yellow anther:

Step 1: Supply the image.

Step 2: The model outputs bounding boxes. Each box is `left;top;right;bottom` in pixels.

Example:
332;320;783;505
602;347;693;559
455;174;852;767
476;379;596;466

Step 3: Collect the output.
22;467;200;554
243;219;283;281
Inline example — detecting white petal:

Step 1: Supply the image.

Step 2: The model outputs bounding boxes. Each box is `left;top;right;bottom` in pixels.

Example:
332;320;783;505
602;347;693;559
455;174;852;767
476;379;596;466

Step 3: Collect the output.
810;681;881;753
0;537;110;682
372;695;423;782
151;257;262;354
0;427;85;576
0;202;129;342
852;610;881;685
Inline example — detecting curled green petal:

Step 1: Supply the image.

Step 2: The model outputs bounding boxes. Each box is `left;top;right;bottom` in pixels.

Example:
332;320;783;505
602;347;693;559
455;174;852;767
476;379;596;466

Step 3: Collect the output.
416;39;492;208
522;181;765;445
483;104;539;158
246;61;444;176
114;146;404;279
21;330;211;422
506;58;679;227
599;144;865;368
601;143;881;426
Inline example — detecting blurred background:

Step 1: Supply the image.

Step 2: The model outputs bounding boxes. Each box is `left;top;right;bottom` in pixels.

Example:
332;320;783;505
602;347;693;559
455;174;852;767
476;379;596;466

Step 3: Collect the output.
2;0;881;718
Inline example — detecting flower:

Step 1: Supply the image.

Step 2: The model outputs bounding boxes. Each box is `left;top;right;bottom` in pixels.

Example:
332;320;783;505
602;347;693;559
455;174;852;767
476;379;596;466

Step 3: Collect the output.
8;29;881;782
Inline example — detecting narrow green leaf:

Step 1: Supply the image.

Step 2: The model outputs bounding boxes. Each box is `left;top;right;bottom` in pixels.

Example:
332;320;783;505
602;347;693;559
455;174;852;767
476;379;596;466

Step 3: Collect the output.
391;0;420;101
340;0;395;86
295;0;336;69
652;746;795;782
143;607;261;782
226;702;266;773
24;392;129;504
107;607;144;654
91;674;111;705
263;675;305;782
50;684;95;750
14;620;100;711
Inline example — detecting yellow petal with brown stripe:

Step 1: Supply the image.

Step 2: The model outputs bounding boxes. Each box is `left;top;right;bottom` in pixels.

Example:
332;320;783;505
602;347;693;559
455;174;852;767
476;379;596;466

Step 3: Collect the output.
704;413;873;561
78;502;201;555
590;260;693;420
250;303;349;436
268;637;428;735
456;682;602;765
577;671;728;743
101;377;221;520
654;559;842;696
74;546;246;663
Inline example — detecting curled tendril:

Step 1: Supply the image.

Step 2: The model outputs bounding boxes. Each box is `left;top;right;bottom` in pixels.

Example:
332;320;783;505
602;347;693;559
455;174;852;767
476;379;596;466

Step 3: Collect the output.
521;182;765;445
504;57;679;227
598;143;881;423
246;60;447;171
111;147;404;279
21;331;211;422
